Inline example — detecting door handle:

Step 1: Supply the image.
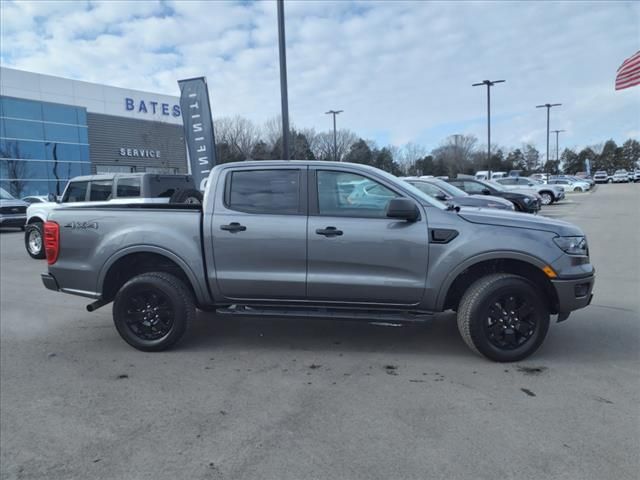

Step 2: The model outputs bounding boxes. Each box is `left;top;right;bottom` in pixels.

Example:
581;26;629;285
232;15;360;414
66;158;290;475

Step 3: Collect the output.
220;222;246;233
316;226;343;237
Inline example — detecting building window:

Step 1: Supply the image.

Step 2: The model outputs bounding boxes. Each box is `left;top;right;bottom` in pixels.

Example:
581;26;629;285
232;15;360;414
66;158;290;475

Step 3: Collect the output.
0;95;90;197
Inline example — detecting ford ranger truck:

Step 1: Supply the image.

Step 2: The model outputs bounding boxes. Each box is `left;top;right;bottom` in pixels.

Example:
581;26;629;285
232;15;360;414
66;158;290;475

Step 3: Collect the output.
41;161;595;362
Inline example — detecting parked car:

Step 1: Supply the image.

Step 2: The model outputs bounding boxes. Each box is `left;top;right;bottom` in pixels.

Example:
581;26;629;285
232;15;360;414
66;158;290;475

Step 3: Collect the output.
0;187;28;229
548;178;591;192
404;178;515;210
21;195;49;204
593;171;612;183
41;160;595;362
495;177;565;205
612;170;629;183
632;170;640;182
475;171;506;180
24;173;200;259
446;177;541;213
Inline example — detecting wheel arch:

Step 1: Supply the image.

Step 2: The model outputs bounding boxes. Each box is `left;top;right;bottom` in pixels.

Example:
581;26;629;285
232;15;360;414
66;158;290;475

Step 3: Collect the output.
436;252;559;314
98;246;210;307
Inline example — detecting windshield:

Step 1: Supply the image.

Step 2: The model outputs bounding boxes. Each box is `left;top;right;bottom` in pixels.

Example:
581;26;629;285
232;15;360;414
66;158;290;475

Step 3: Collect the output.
483;180;507;192
430;179;468;197
0;187;16;200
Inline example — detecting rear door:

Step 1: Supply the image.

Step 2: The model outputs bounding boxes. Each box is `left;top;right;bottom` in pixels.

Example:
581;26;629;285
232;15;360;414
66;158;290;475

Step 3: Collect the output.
306;167;429;305
211;166;308;300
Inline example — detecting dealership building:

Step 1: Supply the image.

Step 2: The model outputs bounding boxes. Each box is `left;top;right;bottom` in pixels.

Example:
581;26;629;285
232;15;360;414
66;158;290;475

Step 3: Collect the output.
0;66;188;197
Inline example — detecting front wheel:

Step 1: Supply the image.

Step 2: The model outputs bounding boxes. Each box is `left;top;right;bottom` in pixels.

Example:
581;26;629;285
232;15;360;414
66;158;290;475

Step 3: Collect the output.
113;272;195;351
574;186;583;192
457;274;550;362
24;223;46;259
540;192;554;205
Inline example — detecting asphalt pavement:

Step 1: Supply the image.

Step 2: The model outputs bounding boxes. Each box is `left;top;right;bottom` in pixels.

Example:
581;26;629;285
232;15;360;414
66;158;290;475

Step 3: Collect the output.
1;183;638;480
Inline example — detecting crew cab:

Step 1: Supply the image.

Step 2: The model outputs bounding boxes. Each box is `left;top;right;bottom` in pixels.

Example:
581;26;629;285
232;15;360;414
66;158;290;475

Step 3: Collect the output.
41;161;595;362
25;173;200;259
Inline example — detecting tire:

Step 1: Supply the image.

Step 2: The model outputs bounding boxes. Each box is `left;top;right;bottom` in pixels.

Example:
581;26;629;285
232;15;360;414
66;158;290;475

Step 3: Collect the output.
170;188;203;204
113;272;195;352
574;186;583;192
540;191;554;205
24;223;45;259
607;178;613;183
457;273;550;362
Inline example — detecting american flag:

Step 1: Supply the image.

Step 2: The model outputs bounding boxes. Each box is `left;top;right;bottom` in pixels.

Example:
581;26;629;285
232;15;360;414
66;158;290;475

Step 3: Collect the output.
615;50;640;90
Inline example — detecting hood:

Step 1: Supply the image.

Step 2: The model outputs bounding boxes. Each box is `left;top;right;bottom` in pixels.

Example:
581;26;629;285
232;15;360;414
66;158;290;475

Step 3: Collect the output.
0;199;28;208
457;208;583;236
465;194;513;208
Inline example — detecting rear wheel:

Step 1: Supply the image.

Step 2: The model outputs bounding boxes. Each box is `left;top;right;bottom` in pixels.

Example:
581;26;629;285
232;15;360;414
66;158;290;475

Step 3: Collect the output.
457;274;550;362
113;272;195;351
24;223;45;259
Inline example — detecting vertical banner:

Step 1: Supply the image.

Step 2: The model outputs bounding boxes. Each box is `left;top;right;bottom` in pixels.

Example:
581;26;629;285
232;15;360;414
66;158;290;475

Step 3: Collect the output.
178;77;217;191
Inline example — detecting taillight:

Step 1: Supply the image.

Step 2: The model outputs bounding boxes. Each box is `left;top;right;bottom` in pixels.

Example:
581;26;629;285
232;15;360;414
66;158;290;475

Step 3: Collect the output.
44;221;60;265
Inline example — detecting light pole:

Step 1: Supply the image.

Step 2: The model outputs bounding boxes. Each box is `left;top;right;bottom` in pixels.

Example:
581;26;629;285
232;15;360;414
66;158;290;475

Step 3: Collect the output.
277;0;290;160
325;110;343;161
536;103;561;173
472;79;505;179
551;129;565;164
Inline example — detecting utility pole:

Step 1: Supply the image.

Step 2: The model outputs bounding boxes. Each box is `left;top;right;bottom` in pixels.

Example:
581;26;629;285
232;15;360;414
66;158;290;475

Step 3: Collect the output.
472;79;505;180
536;103;561;173
325;110;343;161
551;129;565;164
277;0;290;160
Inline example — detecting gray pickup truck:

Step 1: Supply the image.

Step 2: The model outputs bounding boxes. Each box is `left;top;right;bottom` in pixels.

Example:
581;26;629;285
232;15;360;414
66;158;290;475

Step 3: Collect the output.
41;161;595;362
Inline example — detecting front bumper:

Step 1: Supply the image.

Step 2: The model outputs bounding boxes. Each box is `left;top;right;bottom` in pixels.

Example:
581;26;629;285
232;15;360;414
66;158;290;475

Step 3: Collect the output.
551;273;595;318
0;214;27;227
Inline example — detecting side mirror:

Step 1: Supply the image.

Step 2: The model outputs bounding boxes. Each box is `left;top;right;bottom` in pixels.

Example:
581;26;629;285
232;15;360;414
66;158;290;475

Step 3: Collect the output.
434;193;448;201
47;193;58;203
386;198;419;222
481;188;491;195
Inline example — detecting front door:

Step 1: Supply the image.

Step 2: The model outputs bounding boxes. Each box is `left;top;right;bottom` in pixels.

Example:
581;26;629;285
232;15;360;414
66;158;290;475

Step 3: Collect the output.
211;167;307;300
306;168;429;305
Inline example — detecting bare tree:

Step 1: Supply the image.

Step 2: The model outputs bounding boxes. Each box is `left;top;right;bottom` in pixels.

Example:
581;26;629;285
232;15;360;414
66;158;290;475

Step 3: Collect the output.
311;129;358;161
397;142;427;174
263;116;283;150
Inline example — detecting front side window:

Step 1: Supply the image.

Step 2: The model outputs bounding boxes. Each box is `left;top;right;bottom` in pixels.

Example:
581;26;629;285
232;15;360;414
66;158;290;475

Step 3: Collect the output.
62;181;88;202
227;169;300;214
317;171;399;218
116;177;141;198
89;180;113;201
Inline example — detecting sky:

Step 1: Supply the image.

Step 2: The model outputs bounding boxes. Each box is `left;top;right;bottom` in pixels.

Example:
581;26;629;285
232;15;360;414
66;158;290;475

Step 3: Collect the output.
1;0;639;157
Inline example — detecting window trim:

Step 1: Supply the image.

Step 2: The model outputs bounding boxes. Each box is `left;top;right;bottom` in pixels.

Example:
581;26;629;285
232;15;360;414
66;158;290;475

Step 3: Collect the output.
222;167;307;216
309;168;406;219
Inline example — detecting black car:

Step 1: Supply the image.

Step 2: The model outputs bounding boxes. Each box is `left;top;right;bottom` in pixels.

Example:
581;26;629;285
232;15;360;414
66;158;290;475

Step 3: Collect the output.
446;177;541;213
404;178;515;210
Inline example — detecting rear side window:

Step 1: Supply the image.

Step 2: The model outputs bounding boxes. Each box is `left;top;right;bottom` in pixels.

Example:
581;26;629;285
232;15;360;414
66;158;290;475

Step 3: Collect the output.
89;180;113;201
116;177;141;198
62;182;88;202
227;169;300;214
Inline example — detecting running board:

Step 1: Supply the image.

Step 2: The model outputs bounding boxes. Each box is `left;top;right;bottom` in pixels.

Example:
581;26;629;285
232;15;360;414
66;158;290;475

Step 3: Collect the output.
215;305;434;323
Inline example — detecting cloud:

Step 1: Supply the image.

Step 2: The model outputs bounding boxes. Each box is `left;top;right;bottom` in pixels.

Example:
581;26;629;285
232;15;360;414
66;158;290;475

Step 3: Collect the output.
1;0;638;152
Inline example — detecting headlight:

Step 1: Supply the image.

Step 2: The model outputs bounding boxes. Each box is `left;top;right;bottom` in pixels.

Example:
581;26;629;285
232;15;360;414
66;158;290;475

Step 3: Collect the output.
523;197;532;204
553;236;588;256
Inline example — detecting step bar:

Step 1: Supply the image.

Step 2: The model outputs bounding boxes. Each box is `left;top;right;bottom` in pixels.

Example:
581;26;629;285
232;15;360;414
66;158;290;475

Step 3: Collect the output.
215;304;434;323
